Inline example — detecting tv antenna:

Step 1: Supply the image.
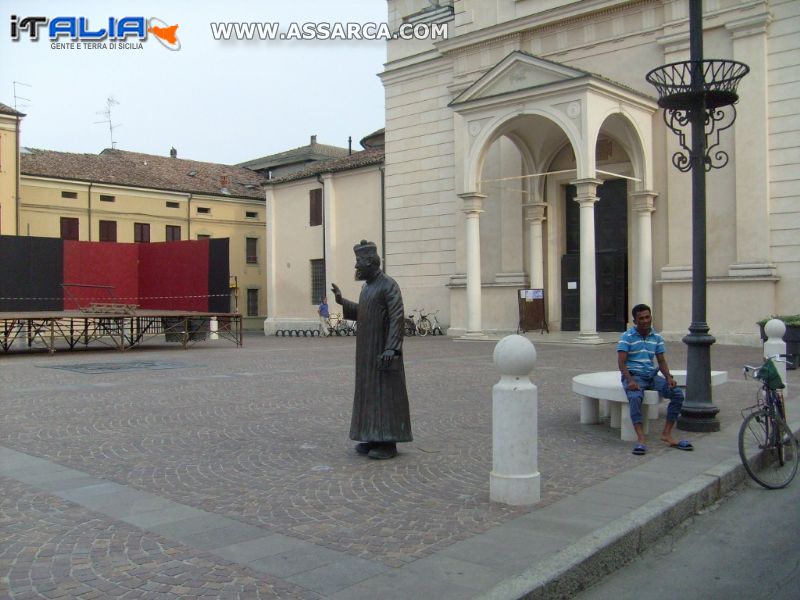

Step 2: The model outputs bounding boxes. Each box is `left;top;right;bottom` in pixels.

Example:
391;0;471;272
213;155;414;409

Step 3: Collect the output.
94;96;122;149
13;81;32;112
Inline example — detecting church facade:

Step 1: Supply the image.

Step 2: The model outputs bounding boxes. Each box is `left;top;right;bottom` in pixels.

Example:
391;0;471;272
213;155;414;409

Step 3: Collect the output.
380;0;799;344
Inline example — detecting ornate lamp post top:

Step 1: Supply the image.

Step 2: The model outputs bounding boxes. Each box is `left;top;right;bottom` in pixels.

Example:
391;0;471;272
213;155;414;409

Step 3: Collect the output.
646;59;750;173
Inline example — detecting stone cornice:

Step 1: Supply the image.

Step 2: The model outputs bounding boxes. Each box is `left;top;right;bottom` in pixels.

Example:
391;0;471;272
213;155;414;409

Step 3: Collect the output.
725;11;772;38
437;0;654;57
380;52;451;85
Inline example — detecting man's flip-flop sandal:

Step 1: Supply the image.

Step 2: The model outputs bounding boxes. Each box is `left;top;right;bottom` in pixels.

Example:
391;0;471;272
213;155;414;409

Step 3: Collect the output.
632;443;647;455
671;440;694;451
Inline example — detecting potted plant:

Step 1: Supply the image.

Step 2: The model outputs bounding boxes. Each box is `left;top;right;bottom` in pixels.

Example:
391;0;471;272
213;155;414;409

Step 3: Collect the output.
757;314;800;370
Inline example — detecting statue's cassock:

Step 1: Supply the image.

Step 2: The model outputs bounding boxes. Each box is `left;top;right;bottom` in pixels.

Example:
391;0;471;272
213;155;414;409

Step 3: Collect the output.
341;270;413;444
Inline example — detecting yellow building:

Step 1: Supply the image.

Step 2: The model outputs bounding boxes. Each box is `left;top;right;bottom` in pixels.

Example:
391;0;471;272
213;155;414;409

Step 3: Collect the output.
0;102;23;236
17;146;268;329
263;132;385;334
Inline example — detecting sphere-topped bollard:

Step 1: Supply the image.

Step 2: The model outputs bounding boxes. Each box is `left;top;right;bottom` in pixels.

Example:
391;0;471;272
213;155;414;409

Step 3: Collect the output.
764;319;787;389
490;335;540;506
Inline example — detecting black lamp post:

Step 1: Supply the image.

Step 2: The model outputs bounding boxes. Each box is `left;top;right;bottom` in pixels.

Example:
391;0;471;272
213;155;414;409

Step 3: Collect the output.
646;0;749;432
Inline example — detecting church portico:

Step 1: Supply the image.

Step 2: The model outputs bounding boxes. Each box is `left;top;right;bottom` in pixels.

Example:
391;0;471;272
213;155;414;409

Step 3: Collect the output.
446;51;657;338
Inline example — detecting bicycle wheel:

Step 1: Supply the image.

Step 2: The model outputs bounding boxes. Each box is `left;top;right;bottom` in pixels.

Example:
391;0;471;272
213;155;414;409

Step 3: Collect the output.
404;318;416;336
418;317;432;337
738;409;799;489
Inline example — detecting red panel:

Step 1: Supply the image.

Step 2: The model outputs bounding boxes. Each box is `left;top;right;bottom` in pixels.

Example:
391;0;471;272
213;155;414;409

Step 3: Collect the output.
62;241;139;310
138;240;209;311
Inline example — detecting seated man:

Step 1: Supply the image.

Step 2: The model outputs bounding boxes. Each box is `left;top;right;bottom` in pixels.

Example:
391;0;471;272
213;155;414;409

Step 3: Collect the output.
617;303;692;455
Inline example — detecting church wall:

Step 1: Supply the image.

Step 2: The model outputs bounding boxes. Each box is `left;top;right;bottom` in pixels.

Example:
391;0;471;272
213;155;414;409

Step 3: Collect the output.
768;0;800;313
383;0;799;342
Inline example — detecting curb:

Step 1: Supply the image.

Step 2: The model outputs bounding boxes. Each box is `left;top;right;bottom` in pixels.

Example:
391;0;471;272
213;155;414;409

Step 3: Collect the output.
480;456;746;600
481;413;800;600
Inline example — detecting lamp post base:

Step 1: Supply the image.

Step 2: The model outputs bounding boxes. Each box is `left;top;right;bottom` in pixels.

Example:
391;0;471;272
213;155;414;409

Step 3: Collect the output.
677;408;720;432
679;328;720;432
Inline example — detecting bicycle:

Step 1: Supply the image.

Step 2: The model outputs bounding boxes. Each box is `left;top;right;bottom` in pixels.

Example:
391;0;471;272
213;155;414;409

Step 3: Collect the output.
739;354;798;489
322;313;350;337
405;308;433;337
428;310;444;336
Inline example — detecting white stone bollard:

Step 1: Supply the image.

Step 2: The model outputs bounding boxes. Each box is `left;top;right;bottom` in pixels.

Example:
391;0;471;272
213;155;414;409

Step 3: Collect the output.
210;317;219;340
490;335;540;506
764;318;787;389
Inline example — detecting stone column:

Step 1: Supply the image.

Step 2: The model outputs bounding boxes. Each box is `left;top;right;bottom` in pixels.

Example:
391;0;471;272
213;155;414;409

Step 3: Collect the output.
631;191;657;307
523;203;546;289
459;192;486;338
264;184;276;326
571;179;602;342
321;174;337;291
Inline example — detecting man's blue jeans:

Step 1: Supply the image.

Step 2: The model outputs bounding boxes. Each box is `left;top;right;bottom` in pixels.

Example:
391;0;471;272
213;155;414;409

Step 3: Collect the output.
621;372;684;425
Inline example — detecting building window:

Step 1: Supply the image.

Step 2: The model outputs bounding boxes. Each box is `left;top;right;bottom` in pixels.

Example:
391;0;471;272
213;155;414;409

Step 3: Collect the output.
166;201;180;208
60;217;79;240
247;288;259;317
166;225;181;241
61;191;77;199
197;234;211;240
309;188;322;226
310;258;325;304
134;222;150;243
99;220;117;242
246;237;258;264
245;211;258;219
99;194;115;202
197;206;211;214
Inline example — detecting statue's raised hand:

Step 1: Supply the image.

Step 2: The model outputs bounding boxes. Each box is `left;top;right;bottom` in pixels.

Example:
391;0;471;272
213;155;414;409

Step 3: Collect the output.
331;283;343;305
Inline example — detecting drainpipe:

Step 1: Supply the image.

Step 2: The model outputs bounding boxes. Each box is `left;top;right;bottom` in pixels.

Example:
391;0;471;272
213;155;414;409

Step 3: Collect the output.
187;193;192;239
14;114;20;235
380;165;386;272
316;174;326;291
87;182;93;240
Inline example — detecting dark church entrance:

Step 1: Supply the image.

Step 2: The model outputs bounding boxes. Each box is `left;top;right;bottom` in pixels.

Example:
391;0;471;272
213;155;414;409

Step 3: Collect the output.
560;179;628;332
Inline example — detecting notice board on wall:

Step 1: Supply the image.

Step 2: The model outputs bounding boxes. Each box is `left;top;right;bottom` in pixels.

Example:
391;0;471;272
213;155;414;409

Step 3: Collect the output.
517;288;548;334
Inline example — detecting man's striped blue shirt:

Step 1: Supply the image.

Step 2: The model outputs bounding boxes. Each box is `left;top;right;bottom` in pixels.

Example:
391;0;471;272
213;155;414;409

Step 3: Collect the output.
617;326;665;376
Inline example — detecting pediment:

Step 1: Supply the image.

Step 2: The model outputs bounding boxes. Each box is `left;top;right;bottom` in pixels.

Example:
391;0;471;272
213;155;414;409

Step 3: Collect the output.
451;51;588;106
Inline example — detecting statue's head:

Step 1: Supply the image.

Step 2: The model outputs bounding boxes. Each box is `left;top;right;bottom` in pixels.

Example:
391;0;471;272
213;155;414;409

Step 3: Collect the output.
354;239;381;280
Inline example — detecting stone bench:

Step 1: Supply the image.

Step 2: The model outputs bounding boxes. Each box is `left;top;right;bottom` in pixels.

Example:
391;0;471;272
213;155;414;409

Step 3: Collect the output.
572;370;728;441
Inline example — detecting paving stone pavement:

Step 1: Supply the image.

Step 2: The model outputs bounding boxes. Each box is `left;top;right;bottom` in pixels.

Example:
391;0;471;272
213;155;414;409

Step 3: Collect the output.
0;333;788;598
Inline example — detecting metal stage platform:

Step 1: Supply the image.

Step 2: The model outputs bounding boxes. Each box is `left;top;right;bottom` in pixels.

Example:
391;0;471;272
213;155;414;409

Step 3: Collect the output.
0;311;243;353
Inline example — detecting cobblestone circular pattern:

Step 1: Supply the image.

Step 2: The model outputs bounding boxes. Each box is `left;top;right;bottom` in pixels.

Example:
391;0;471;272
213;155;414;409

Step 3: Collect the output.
0;336;761;569
0;477;320;599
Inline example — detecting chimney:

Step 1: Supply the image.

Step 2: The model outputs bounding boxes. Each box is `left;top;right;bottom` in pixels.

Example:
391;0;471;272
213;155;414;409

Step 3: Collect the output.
220;175;230;195
310;135;317;146
170;147;177;158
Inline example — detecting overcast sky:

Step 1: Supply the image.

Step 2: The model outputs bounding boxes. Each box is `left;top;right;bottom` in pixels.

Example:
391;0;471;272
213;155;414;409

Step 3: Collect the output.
0;0;388;164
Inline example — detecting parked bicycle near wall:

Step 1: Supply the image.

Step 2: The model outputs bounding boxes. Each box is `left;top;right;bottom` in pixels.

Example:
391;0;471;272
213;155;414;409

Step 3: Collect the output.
321;313;350;337
739;354;798;489
428;310;444;336
404;308;438;337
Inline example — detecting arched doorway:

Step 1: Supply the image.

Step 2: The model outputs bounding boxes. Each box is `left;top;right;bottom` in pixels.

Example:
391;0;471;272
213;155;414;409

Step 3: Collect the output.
562;178;628;331
449;51;657;338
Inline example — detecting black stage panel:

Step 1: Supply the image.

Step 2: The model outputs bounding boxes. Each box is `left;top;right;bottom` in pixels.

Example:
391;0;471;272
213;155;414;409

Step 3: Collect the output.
208;238;230;313
0;235;63;311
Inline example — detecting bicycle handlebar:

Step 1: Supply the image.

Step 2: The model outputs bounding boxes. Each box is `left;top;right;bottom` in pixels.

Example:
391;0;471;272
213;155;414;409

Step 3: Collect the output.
743;354;791;380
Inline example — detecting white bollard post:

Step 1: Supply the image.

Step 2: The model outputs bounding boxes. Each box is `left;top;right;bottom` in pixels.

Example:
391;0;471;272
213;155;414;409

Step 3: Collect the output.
764;318;787;390
210;317;219;340
490;335;540;506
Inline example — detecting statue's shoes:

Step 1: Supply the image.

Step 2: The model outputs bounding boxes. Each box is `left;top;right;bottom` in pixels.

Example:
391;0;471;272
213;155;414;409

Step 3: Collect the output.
368;443;397;460
355;442;374;455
